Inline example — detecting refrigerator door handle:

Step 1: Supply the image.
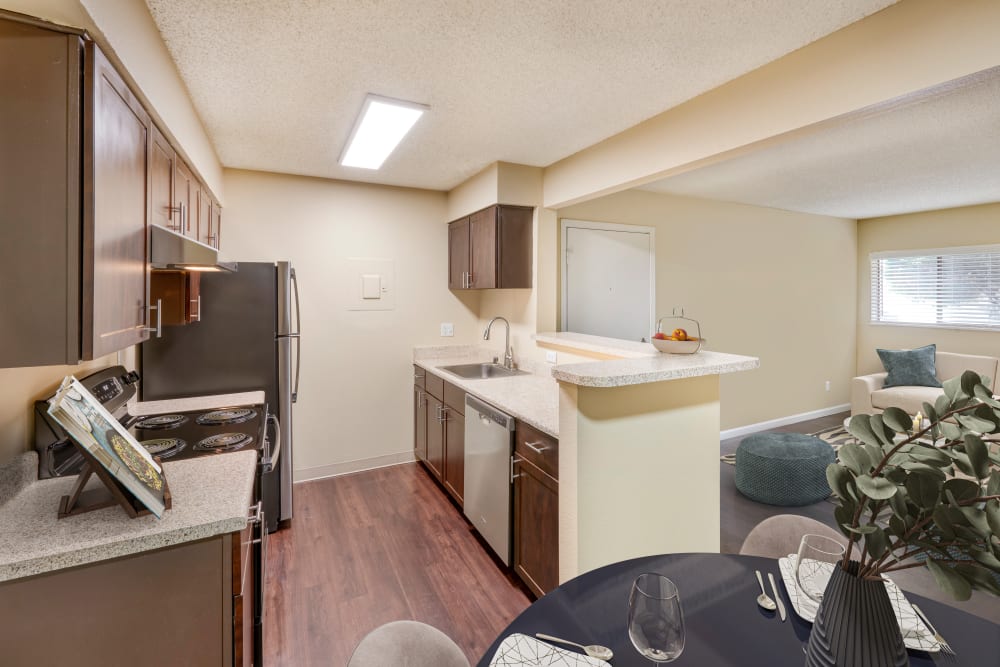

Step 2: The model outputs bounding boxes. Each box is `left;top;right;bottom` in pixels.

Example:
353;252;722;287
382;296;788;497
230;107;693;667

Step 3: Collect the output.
290;267;301;403
264;413;281;472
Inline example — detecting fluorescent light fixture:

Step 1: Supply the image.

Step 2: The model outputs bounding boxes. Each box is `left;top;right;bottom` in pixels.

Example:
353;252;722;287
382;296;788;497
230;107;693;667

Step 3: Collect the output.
340;94;427;169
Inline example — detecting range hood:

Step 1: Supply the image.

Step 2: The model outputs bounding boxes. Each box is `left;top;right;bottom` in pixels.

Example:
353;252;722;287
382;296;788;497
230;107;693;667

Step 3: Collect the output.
150;224;237;272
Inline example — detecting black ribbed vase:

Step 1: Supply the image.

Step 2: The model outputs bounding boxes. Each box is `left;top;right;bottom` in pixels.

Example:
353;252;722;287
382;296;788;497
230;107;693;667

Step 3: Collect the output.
804;561;908;667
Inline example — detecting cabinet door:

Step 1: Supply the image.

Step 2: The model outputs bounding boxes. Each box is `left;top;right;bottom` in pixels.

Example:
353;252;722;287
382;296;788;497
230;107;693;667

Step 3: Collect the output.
425;395;444;480
414;387;428;462
232;525;253;667
82;43;150;360
197;186;212;246
150;126;177;232
448;218;470;289
174;159;197;238
469;206;497;289
209;199;222;249
443;407;464;505
513;456;559;597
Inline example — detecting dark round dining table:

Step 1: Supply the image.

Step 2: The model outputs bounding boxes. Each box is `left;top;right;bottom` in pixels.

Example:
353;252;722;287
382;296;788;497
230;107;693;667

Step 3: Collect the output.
477;554;1000;666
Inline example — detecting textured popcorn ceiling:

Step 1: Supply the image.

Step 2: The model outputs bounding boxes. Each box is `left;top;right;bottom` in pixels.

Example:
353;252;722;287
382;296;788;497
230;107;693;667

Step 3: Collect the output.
639;67;1000;219
144;0;895;191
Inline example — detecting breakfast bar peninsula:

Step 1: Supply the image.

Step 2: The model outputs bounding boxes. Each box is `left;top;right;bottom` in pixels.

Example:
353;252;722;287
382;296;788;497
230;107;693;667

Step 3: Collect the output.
535;333;759;582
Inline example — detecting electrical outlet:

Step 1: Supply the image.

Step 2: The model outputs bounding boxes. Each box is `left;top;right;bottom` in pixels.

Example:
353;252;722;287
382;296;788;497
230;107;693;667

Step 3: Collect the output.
545;350;558;364
825;380;831;392
440;322;454;337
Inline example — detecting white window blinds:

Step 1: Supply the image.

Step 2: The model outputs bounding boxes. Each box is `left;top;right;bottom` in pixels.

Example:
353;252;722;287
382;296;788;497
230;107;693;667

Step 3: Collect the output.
870;245;1000;330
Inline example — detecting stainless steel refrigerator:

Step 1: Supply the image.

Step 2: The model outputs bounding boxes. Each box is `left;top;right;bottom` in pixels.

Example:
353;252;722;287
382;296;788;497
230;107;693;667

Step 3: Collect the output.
140;261;300;533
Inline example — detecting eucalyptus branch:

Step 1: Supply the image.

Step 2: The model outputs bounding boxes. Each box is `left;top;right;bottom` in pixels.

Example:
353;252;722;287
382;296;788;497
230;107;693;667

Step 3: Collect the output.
870;403;983;478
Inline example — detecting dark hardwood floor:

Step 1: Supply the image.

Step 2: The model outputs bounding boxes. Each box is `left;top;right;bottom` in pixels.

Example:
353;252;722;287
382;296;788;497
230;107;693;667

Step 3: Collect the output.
264;462;531;666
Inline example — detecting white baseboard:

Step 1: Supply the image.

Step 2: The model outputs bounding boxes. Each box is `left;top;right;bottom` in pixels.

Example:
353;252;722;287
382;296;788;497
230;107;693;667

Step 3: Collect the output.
720;404;850;441
293;450;416;483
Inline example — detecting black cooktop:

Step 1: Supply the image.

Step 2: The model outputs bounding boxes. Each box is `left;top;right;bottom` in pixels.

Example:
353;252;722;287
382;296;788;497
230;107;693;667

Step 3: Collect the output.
128;405;266;462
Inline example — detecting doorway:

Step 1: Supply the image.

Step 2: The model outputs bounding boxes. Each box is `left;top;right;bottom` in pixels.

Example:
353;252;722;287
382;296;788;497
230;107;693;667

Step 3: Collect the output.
561;219;656;342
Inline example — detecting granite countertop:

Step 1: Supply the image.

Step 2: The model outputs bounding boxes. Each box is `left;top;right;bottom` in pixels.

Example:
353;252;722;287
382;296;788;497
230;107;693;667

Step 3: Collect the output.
533;331;658;359
0;449;257;583
551;350;761;387
413;346;560;438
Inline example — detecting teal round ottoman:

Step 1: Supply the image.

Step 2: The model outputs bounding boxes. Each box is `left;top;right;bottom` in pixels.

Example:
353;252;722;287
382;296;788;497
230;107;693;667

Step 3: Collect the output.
735;433;835;506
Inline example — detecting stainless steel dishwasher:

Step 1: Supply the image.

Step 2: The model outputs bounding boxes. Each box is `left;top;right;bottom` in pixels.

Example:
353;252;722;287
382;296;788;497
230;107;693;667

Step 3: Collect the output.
464;394;515;565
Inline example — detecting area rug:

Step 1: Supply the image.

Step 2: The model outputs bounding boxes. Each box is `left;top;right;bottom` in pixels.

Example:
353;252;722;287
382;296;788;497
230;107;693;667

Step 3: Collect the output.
720;425;855;465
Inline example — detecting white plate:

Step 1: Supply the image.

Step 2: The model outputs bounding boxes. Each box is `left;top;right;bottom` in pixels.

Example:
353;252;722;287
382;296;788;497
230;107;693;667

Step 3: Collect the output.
778;555;941;653
489;633;611;667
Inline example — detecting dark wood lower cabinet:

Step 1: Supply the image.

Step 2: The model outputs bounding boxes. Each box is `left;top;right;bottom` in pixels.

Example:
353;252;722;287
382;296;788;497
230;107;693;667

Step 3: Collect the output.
513;456;559;597
413;386;428;463
425;394;445;479
443;407;465;503
0;532;251;666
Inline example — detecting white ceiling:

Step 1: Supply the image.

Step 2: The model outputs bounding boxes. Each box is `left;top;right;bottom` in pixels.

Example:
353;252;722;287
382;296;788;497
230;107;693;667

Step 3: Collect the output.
639;67;1000;219
144;0;895;191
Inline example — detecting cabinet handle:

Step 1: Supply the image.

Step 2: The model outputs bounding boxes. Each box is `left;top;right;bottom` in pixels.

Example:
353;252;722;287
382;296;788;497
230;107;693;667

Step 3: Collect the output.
468;272;474;288
414;387;424;408
461;271;467;289
524;440;549;454
414;372;425;380
190;295;201;322
438;406;449;423
144;299;162;338
247;500;263;526
510;455;524;483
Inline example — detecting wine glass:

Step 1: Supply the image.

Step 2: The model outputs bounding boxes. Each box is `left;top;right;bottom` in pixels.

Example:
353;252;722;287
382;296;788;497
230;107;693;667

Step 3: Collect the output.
627;573;685;663
795;534;846;604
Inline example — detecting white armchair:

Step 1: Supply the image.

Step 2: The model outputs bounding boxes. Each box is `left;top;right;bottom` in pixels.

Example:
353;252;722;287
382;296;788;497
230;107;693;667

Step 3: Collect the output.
851;351;999;416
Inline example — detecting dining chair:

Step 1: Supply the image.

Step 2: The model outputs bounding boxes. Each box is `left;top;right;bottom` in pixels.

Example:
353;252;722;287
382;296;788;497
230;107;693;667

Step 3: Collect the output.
739;514;845;559
347;620;470;667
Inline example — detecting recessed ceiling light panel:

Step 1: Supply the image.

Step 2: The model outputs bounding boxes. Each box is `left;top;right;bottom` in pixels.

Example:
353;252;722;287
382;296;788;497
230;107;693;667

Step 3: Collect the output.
340;94;427;170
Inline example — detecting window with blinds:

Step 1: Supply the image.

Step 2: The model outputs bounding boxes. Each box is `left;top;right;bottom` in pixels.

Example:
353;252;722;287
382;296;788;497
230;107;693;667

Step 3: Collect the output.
870;246;1000;330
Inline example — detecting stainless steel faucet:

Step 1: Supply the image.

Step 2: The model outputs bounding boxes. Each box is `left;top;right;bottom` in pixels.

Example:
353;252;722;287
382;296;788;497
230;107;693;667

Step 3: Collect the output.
483;316;514;369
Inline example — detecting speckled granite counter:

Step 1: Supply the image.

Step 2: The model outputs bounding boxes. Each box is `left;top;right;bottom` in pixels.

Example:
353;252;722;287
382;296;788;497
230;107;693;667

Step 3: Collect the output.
413;346;560;437
0;450;256;583
552;350;760;387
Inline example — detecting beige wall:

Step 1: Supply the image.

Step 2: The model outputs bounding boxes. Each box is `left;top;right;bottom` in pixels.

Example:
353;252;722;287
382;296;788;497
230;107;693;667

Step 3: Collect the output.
0;353;126;466
542;0;1000;208
559;190;857;430
221;169;481;480
0;0;223;197
857;203;1000;375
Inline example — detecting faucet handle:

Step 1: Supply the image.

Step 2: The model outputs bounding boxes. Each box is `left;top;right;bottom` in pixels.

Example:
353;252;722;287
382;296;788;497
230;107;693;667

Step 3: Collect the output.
492;356;499;364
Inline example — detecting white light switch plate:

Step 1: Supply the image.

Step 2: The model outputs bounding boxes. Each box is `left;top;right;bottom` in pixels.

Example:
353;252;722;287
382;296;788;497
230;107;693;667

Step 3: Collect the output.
440;323;454;337
545;350;558;363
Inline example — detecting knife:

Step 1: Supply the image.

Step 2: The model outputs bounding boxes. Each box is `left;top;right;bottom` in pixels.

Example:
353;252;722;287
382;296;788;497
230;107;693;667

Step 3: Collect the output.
768;572;786;622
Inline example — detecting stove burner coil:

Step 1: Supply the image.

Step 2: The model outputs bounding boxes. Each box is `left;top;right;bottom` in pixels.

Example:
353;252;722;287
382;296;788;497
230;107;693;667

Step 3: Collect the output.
196;408;258;426
194;432;254;452
134;414;188;430
141;438;187;459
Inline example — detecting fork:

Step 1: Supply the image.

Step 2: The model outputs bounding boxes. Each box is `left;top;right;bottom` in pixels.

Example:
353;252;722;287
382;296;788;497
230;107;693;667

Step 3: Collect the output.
912;604;956;656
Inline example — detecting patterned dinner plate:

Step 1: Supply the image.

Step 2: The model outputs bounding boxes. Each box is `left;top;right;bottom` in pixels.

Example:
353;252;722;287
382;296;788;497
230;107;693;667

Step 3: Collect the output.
778;555;941;653
489;633;611;667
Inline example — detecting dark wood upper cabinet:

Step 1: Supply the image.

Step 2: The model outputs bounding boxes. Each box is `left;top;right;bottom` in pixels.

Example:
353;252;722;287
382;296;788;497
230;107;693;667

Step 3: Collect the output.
209;197;222;249
150;125;178;232
197;187;212;247
150;270;201;325
82;42;151;360
174;158;198;239
448;204;533;290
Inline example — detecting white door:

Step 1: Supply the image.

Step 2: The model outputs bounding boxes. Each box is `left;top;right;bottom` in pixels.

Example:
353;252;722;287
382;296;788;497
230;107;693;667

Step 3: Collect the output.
562;220;655;342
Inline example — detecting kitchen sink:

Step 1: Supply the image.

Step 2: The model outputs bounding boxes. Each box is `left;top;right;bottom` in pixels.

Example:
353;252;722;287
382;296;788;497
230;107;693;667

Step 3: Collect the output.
440;363;528;379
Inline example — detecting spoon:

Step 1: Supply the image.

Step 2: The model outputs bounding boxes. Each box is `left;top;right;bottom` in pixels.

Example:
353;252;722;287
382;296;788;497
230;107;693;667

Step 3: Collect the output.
755;570;777;611
536;633;615;661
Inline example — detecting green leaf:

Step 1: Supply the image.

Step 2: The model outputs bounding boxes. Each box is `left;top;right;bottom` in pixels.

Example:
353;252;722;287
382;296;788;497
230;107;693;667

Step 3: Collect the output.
843;524;878;535
889;515;907;538
906;472;941;509
856;474;898;500
960;506;992;539
939;421;963;441
932;507;957;540
847;414;882;448
970;548;1000;572
943;376;963;401
834;505;860;542
899;461;947;479
870;414;894;446
973;384;1000;408
964;434;990;479
943;478;982;504
957;414;996;434
986;499;1000;537
882;407;913;434
866;527;889;559
988;471;1000;497
838;442;870;475
961;370;984;397
926;559;972;601
922;401;939;424
956;564;1000;596
908;444;951;466
947;450;975;477
888;488;908;518
826;464;852;499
